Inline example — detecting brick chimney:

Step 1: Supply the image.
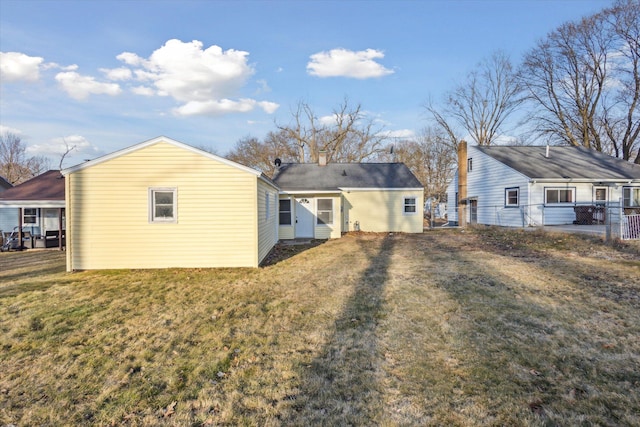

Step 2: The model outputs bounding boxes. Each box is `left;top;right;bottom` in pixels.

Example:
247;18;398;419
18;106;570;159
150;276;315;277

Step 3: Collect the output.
318;150;327;166
457;140;467;227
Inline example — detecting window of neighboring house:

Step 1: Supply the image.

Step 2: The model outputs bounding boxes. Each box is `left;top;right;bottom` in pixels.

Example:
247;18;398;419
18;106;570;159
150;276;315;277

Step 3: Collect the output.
404;197;417;214
545;187;574;205
467;158;473;172
149;188;177;223
23;208;38;225
594;187;607;205
317;198;333;225
505;188;519;207
455;192;459;208
623;187;640;208
279;199;292;225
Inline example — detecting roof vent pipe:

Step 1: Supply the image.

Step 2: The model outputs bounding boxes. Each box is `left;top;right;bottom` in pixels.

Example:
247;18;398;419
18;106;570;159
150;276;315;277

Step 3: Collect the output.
545;145;550;158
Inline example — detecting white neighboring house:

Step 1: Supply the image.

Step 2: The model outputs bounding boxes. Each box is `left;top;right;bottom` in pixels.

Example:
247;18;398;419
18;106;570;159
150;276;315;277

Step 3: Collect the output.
447;142;640;227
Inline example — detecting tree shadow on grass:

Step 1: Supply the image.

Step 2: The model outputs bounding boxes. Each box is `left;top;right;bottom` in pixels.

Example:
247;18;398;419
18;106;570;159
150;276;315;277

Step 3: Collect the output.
261;240;327;266
280;234;394;425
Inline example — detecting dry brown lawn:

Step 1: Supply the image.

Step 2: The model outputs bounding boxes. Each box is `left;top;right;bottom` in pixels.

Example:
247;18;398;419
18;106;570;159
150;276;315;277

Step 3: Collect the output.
1;228;639;426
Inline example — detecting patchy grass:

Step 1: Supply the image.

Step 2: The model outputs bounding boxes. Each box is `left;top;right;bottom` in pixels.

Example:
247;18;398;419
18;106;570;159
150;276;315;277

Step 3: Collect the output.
0;229;639;426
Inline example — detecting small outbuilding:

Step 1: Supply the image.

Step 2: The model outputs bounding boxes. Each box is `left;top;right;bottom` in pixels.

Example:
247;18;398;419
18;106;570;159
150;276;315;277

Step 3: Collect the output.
62;137;279;270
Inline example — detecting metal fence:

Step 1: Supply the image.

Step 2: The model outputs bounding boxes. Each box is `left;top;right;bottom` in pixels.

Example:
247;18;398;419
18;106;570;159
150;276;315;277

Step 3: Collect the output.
452;201;640;241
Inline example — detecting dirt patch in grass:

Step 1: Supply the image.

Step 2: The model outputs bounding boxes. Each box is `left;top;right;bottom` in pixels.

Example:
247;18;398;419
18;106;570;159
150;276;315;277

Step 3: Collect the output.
1;230;638;426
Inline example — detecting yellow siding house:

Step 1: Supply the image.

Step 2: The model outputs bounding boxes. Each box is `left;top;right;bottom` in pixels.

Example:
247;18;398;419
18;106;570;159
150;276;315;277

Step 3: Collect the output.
62;137;278;270
273;155;424;238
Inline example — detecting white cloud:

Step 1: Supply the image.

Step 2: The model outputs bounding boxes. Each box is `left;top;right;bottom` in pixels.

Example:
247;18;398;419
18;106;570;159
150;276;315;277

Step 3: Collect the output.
26;135;104;161
115;39;277;116
0;125;23;135
0;52;44;82
174;98;279;116
101;67;132;81
131;85;155;96
382;129;416;139
55;71;122;100
307;48;394;79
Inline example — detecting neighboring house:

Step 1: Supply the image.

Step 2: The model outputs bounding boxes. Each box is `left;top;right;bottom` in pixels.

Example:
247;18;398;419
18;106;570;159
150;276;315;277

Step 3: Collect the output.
0;170;66;248
447;142;640;227
0;176;11;191
61;136;279;270
272;153;424;238
0;176;14;237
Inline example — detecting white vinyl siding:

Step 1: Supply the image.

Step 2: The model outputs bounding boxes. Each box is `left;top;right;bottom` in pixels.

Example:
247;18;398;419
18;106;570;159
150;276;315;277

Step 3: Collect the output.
464;146;530;227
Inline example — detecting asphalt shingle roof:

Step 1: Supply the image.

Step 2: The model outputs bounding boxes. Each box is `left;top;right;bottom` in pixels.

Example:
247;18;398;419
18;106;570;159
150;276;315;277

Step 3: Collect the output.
0;170;65;201
272;163;423;191
475;146;640;180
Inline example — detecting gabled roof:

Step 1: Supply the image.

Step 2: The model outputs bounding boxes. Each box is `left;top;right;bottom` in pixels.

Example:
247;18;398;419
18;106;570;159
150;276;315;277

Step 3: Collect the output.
474;146;640;181
272;163;423;192
0;170;65;207
0;176;12;191
61;136;265;179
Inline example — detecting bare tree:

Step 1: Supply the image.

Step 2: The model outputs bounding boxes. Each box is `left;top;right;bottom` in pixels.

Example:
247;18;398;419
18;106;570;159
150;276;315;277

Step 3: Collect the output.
378;127;456;202
601;0;640;163
58;137;76;170
226;131;298;177
427;51;524;146
520;0;639;162
0;132;49;184
276;98;387;163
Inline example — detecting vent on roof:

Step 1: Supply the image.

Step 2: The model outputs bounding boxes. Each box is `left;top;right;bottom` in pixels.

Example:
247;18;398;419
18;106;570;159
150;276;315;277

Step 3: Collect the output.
342;170;347;176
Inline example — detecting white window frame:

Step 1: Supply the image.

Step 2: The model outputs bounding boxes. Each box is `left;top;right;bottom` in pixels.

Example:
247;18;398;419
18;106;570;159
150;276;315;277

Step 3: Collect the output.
149;188;177;223
544;187;575;206
623;186;640;208
403;196;418;215
279;198;292;226
316;198;333;225
505;187;519;207
23;208;39;225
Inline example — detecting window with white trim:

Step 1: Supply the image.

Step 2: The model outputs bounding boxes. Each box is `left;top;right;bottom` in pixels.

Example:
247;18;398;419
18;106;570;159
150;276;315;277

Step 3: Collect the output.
545;187;574;205
149;188;177;223
279;199;292;225
23;208;38;224
317;198;333;225
623;187;640;208
505;187;519;207
404;197;417;214
467;158;473;172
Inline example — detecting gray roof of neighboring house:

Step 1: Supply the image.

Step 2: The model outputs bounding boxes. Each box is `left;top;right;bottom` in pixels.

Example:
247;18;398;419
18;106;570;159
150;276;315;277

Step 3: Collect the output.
0;176;12;191
474;146;640;180
272;163;423;191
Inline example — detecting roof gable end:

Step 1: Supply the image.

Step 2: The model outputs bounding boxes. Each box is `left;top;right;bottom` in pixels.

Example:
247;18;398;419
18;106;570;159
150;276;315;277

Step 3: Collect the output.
61;136;262;178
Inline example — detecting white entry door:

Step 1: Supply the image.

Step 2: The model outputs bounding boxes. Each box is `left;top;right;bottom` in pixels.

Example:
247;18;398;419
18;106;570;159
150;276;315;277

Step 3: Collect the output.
295;198;314;238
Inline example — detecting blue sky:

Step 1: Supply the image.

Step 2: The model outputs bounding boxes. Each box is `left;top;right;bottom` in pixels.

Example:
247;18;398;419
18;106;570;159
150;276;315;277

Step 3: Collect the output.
0;0;610;167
